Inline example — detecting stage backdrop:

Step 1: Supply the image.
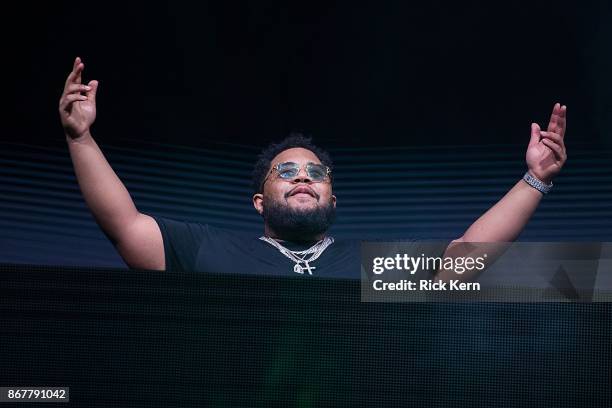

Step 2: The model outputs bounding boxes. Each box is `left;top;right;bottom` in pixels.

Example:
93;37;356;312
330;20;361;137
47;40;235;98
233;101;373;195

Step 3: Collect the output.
1;139;611;268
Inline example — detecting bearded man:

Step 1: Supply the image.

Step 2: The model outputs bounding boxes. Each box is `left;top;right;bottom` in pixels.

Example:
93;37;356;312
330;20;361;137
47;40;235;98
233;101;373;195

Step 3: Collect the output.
59;57;568;277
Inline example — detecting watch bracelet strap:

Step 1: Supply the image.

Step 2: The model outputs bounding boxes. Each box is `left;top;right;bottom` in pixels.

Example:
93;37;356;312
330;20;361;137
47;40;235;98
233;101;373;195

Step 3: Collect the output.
523;171;553;194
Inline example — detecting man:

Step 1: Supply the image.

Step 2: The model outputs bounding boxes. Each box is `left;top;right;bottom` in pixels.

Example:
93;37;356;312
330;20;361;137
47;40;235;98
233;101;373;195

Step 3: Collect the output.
59;57;567;278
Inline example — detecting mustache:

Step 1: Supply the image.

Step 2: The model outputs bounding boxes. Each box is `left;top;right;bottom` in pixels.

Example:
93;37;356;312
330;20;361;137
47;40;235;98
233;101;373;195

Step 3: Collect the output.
285;186;320;200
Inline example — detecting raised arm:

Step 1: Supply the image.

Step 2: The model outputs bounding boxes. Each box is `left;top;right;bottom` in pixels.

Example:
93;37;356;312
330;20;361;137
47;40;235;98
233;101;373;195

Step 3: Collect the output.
59;57;164;270
437;103;567;280
457;103;567;243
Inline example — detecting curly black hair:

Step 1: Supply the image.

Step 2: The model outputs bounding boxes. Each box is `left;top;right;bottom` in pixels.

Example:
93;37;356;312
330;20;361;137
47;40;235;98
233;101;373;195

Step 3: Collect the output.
251;132;333;194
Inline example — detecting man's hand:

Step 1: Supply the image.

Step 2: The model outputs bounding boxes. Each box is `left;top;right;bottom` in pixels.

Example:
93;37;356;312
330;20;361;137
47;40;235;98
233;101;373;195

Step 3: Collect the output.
59;57;99;140
526;103;568;184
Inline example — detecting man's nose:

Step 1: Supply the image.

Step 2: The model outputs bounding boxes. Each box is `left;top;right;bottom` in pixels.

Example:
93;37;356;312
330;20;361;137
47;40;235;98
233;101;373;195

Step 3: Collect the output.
292;167;311;183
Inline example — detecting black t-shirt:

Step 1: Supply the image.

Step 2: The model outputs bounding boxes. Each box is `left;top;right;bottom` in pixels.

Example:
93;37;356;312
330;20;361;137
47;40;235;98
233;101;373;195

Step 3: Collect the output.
152;215;448;279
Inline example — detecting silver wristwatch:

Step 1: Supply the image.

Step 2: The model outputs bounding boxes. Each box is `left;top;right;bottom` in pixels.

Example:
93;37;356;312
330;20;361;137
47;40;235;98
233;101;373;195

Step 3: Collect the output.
523;171;553;194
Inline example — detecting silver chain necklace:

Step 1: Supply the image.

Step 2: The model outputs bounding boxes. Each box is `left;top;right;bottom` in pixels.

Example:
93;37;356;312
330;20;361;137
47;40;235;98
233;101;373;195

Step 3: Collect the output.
259;236;334;275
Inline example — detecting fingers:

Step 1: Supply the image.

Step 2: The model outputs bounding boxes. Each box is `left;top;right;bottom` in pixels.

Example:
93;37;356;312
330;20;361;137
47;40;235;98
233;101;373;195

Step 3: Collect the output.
61;58;98;108
75;58;82;85
539;131;563;145
558;104;567;138
59;93;88;113
541;128;567;162
64;83;91;95
64;63;83;90
547;102;567;138
529;123;541;148
86;80;98;102
546;103;560;133
73;56;80;71
64;57;84;91
541;138;566;162
554;104;567;138
60;83;92;114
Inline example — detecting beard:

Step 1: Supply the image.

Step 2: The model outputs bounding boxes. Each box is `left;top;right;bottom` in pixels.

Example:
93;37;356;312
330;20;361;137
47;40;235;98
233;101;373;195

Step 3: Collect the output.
262;196;336;242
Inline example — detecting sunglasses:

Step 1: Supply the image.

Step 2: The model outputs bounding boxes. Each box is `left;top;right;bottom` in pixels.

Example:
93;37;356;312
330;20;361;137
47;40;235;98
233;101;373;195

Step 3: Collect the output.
261;161;332;189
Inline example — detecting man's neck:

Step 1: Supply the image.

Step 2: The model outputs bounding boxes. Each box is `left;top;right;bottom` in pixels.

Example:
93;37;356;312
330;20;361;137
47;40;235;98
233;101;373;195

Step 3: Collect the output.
264;225;325;243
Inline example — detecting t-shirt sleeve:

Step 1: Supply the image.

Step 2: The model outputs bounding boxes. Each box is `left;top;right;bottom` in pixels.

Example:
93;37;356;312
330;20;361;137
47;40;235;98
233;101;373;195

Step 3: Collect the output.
150;215;210;272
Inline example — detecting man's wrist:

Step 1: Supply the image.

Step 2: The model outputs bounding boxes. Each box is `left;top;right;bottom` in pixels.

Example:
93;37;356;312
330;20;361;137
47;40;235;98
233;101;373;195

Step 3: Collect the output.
523;171;553;194
65;129;92;144
536;174;553;184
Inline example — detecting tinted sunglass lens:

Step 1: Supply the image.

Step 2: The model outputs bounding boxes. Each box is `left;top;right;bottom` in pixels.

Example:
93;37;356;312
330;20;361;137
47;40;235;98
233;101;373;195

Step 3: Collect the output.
307;164;326;180
279;169;298;178
277;163;300;179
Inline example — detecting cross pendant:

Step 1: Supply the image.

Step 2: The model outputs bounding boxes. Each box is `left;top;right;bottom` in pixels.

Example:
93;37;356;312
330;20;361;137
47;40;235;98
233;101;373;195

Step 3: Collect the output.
294;262;316;275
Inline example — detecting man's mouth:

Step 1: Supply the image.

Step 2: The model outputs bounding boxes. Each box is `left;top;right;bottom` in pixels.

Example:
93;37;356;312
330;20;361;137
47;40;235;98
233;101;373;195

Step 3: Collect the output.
287;186;319;199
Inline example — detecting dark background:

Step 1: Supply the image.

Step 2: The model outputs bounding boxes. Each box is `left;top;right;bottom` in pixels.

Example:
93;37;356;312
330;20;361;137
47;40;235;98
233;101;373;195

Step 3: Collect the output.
4;1;612;149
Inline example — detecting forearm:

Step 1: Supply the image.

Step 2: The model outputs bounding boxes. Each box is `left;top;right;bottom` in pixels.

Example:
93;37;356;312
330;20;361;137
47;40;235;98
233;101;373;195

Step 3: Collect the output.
459;179;543;242
436;179;543;281
66;131;140;243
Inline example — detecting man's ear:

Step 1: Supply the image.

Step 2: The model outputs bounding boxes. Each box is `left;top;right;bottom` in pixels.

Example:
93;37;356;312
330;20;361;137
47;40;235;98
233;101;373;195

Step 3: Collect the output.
253;193;264;216
331;195;337;208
